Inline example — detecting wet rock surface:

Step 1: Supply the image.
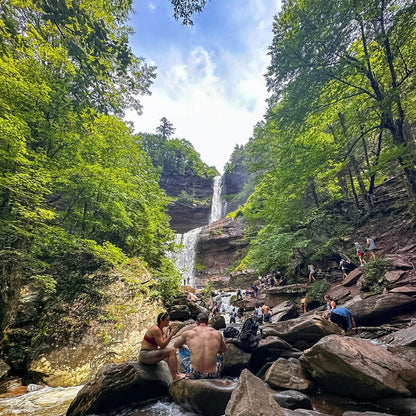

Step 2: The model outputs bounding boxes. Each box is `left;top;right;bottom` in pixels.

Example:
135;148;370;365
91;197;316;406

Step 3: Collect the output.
66;361;171;416
169;378;237;416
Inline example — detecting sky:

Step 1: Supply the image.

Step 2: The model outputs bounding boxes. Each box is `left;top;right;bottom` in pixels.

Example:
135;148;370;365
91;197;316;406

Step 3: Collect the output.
126;0;282;173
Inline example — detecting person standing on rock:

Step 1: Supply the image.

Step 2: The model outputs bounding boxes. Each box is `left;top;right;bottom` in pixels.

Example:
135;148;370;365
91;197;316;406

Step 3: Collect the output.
139;312;186;383
261;303;272;323
174;312;226;379
366;237;376;260
354;242;366;266
339;258;351;279
308;264;316;283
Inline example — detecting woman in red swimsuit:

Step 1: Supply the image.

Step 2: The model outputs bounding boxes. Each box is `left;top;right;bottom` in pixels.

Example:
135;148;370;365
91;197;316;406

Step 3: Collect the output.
139;312;185;383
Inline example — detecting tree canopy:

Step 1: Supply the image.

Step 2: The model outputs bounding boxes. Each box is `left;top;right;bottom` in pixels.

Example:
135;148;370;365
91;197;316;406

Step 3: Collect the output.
237;0;416;275
0;0;176;337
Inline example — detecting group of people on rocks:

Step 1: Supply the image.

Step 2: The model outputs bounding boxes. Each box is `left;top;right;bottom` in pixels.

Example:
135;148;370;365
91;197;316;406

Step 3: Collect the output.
253;303;272;324
139;312;226;383
139;238;374;384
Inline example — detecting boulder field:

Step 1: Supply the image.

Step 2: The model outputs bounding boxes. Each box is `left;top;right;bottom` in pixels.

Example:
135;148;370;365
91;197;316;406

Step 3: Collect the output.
66;310;416;416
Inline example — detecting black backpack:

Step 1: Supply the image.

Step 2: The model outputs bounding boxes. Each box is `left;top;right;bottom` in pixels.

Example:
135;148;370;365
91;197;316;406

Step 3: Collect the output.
235;317;260;352
223;326;240;338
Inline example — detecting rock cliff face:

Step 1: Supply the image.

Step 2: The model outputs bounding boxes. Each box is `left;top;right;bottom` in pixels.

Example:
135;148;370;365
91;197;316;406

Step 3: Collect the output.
224;162;249;214
194;217;249;287
159;173;213;233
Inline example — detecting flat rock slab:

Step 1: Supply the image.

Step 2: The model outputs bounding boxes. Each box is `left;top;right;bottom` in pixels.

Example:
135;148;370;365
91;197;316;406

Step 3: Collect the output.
169;378;237;416
342;268;362;286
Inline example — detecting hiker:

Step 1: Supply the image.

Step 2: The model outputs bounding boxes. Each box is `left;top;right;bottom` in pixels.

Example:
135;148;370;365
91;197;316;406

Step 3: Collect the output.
139;312;185;383
330;307;356;333
236;288;243;300
301;297;308;314
254;304;263;324
308;264;316;283
354;242;366;266
324;294;336;318
174;313;226;379
339;258;351;279
261;303;272;323
366;237;376;260
229;308;237;324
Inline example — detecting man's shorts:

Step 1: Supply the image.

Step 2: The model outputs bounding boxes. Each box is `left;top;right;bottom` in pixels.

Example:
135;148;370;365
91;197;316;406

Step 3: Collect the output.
179;348;224;379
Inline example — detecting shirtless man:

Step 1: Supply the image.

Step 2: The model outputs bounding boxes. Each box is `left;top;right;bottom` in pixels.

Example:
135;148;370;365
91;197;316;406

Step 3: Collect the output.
174;312;226;379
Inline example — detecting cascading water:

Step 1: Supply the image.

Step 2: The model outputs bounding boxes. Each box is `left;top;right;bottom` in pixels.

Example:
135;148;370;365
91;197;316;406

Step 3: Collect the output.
169;175;226;288
172;227;201;287
209;175;227;223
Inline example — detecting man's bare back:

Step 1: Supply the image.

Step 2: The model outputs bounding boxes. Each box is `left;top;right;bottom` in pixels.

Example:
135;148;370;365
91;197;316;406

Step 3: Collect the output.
174;314;226;374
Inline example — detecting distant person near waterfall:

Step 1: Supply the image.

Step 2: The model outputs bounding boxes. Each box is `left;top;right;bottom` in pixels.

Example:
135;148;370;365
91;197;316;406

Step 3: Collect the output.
139;312;185;383
174;313;226;379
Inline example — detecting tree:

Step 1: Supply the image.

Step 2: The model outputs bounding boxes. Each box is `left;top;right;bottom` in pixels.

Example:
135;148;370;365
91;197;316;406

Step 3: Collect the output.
266;0;416;197
156;117;176;139
170;0;208;25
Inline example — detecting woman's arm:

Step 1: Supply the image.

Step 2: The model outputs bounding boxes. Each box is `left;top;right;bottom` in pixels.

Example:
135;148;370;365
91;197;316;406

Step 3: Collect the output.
153;326;178;349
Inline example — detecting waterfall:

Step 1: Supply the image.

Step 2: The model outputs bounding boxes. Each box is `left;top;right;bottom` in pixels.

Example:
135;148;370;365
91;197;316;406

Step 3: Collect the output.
169;176;226;287
172;227;201;287
209;175;226;223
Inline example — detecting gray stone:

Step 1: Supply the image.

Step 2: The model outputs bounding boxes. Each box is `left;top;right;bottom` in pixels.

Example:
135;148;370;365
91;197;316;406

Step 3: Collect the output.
380;325;416;347
265;358;311;392
225;369;285;416
266;387;313;410
343;412;396;416
223;342;251;376
169;378;237;416
265;316;343;351
345;293;416;326
66;361;171;416
300;335;416;400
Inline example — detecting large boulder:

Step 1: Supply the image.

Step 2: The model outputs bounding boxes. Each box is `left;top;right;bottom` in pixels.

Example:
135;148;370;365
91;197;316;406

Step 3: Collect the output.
249;336;302;374
300;335;416;400
342;267;363;286
209;314;226;330
224;369;286;416
345;293;416;326
379;325;416;347
265;316;343;350
168;305;192;321
271;301;299;322
223;342;251;376
265;358;311;392
66;361;171;416
169;378;237;416
266;387;313;410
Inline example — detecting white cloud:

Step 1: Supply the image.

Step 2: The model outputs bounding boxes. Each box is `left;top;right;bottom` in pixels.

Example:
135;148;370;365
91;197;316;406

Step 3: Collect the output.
127;0;281;173
148;2;156;12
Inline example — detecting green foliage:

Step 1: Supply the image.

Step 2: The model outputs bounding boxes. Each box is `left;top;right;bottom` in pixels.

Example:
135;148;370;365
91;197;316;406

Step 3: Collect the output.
151;258;182;306
170;0;207;25
362;259;394;294
201;279;214;298
0;0;174;335
139;133;218;178
238;0;416;276
306;279;331;304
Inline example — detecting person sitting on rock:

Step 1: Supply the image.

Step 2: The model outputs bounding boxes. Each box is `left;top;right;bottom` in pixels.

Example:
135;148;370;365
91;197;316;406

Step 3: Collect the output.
139;312;186;383
174;313;227;379
330;307;357;333
236;288;243;300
